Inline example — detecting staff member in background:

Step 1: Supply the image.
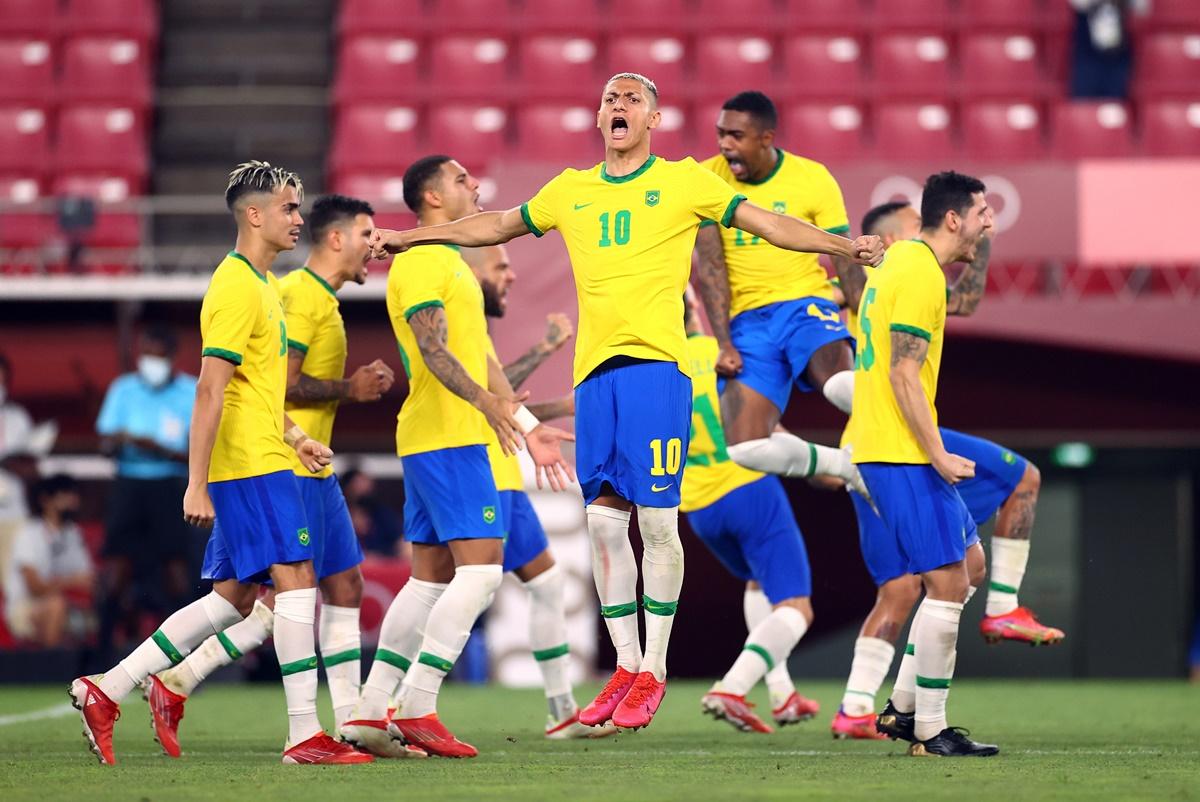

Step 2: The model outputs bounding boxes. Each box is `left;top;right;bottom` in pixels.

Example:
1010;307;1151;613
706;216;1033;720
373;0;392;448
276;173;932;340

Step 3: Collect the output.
94;325;198;658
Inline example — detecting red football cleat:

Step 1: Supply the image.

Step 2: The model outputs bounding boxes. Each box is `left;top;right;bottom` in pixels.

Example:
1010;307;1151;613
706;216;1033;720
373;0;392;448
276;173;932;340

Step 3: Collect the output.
339;718;427;759
388;714;478;758
282;732;375;764
69;676;120;765
980;606;1065;646
612;672;667;730
142;674;186;757
701;691;773;734
579;666;637;726
772;691;820;726
831;708;887;740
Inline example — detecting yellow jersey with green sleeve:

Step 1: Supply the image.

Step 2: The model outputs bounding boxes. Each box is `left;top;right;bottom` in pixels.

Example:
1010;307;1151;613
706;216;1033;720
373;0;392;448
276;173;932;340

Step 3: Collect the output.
279;267;346;480
199;251;292;482
844;240;947;465
386;244;491;458
680;334;763;512
520;155;746;386
483;334;524;493
699;149;850;317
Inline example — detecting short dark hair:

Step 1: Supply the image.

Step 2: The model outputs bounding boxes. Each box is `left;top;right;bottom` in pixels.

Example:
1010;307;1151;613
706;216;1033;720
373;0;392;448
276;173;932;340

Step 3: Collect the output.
403;155;454;214
861;201;912;237
224;160;304;211
721;91;778;131
143;324;178;355
920;171;986;230
308;194;375;244
33;473;78;514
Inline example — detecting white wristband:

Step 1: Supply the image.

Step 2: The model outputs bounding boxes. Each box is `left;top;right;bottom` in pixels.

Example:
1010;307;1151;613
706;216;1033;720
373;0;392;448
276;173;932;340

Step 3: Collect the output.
513;406;540;436
283;425;307;448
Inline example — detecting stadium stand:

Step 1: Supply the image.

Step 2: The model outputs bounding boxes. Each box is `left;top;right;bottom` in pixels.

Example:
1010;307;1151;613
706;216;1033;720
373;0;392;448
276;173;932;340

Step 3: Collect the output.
1140;100;1200;158
1050;101;1136;159
0;38;54;105
59;37;153;108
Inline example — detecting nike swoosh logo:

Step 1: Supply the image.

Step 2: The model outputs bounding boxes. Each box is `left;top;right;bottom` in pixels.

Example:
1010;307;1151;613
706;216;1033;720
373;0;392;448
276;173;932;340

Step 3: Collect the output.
651;483;672;493
574;202;593;211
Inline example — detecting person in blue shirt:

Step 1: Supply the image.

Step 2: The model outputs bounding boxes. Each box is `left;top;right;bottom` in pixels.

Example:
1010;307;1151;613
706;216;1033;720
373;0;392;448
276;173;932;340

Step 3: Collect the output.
95;325;198;657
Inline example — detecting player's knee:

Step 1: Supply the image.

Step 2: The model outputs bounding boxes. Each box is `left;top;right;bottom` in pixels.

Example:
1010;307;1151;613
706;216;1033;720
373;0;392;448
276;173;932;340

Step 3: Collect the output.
878;577;921;618
321;568;363;607
1020;461;1042;494
636;506;680;546
777;596;814;626
821;369;855;415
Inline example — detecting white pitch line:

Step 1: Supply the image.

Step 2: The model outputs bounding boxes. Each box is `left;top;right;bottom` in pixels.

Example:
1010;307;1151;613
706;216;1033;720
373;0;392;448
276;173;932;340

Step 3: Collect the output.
0;702;75;727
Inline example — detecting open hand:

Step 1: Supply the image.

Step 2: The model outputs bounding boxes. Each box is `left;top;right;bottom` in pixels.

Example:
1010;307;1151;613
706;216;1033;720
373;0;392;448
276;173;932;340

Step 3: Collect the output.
525;424;576;492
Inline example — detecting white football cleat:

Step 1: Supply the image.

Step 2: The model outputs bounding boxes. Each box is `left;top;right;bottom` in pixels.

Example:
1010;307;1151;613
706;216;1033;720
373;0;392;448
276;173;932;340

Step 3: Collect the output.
545;711;618;740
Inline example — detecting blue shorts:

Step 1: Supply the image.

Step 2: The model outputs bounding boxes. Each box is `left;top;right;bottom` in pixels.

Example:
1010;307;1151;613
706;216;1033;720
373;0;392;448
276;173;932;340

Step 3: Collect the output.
297;474;364;580
855;463;979;585
724;297;854;414
684;475;812;604
940;428;1027;525
402;445;502;545
575;359;692;508
500;490;549;573
201;470;312;584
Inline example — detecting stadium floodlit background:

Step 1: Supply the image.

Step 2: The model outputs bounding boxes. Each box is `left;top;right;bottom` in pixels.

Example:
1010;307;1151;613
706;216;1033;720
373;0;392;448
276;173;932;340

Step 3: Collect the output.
0;0;1198;798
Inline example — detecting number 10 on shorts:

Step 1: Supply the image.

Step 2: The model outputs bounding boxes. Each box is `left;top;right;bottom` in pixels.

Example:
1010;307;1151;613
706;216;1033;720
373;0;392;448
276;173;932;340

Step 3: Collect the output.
650;438;682;476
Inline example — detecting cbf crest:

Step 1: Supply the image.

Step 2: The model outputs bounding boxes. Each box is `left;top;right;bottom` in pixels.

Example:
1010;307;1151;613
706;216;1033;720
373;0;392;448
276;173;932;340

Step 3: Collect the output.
645;190;660;207
773;201;787;214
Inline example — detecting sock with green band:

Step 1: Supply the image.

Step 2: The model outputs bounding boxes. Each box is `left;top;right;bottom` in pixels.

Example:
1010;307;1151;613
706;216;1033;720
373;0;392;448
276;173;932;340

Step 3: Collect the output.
744;586;796;709
357;578;446;720
319;604;361;730
274;588;321;745
638;505;684;681
986;538;1030;616
717;606;809;696
913;597;963;741
163;599;274;696
523;564;576;716
840;636;896;717
587;505;641;673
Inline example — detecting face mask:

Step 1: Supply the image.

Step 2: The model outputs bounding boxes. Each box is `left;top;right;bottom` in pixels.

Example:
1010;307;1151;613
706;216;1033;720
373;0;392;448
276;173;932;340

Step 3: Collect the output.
0;384;6;405
138;355;172;387
59;507;80;523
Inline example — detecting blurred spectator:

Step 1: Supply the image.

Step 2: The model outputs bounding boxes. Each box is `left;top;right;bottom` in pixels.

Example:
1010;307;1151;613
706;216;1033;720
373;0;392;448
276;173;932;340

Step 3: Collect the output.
1069;0;1148;98
0;352;33;458
94;326;198;654
341;468;403;557
3;474;94;646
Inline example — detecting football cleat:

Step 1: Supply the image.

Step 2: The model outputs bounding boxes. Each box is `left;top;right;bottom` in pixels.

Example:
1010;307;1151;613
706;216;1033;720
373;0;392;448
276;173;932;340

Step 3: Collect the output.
875;699;916;742
282;732;375;764
545;711;618;740
142;674;187;758
339;718;427;759
579;666;637;726
701;691;774;734
68;676;120;765
831;708;887;740
772;691;820;726
981;606;1065;646
612;672;667;730
909;726;1000;757
388;714;478;758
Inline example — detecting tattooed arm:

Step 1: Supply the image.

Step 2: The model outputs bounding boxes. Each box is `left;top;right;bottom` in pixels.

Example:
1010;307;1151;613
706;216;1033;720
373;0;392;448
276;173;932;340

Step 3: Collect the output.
694;223;742;376
888;330;974;484
503;313;574;390
286;349;395;404
946;234;992;317
833;254;867;313
527;393;575;423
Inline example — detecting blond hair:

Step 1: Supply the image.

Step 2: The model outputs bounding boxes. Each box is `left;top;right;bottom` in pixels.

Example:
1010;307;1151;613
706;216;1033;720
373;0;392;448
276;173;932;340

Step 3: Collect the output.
605;72;659;106
224;160;304;210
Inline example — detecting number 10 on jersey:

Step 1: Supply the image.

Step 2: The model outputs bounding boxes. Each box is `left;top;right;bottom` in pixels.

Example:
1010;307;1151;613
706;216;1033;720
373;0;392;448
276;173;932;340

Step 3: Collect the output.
598;210;631;247
650;437;682;476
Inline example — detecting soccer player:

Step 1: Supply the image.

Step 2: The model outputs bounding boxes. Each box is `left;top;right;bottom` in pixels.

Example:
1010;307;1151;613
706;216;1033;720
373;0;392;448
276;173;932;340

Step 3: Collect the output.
141;194;417;757
70;162;370;765
366;74;883;731
342;155;574;759
692;91;866;491
680;292;820;734
843;170;999;757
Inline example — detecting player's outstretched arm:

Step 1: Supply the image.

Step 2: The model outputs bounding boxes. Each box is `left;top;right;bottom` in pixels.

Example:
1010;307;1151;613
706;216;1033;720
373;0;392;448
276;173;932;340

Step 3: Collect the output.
731;202;885;266
286;348;395;404
369;207;531;258
503;313;573;390
527;393;575;423
888;332;974;485
693;223;741;376
183;356;236;527
946;231;993;317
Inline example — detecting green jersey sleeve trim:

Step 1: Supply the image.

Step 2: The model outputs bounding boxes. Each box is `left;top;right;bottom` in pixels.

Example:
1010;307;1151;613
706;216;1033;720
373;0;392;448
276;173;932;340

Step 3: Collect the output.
520;203;544;237
201;347;243;365
404;299;445;320
720;194;747;228
698;219;717;229
824;224;851;236
286;339;309;354
889;323;932;342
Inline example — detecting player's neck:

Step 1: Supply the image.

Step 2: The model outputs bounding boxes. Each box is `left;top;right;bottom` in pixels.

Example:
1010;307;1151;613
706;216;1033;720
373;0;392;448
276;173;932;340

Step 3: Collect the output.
918;229;960;267
418;210;455;229
304;253;346;292
746;148;780;183
232;235;281;276
604;144;653;179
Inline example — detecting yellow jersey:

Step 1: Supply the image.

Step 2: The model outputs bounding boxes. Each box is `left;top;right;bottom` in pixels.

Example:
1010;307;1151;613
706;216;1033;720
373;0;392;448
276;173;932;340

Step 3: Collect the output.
483;335;524;492
700;149;850;317
279;267;346;479
521;155;745;386
844;240;947;465
680;334;763;512
386;244;491;458
199;251;292;482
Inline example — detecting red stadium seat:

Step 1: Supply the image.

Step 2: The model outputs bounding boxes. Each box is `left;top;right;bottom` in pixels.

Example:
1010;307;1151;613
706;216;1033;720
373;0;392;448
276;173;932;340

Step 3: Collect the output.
337;0;423;37
0;106;50;176
961;101;1047;160
60;37;153;108
1134;32;1200;97
1139;100;1200;157
785;0;867;31
1049;101;1135;158
517;0;602;31
608;0;688;30
0;174;53;273
871;0;954;28
971;0;1043;29
429;35;512;97
0;39;53;105
427;104;509;173
53;106;148;180
783;35;866;99
781;102;868;163
334;36;421;105
607;36;687;99
872;102;957;160
0;0;58;38
694;35;776;99
425;0;513;27
650;104;692;161
518;35;601;97
516;104;598;167
1140;0;1200;29
958;33;1045;97
51;173;140;248
871;33;953;97
62;0;158;43
330;105;420;174
695;0;776;31
328;172;417;227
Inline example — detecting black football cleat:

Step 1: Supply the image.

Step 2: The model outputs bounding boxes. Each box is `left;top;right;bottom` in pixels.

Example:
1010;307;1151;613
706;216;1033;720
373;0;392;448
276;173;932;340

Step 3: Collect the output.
875;699;915;742
909;727;1000;757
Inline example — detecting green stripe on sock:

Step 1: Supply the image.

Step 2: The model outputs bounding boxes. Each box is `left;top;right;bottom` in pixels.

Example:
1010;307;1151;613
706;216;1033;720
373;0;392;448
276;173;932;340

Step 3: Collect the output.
151;630;184;665
916;675;952;689
418;652;454;674
216;632;242;661
989;580;1019;594
904;643;915;655
279;655;319;676
805;442;818;478
322;648;361;668
642;595;679;617
601;601;638;619
375;648;411;672
845;689;876;699
744;643;774;670
532;643;569;662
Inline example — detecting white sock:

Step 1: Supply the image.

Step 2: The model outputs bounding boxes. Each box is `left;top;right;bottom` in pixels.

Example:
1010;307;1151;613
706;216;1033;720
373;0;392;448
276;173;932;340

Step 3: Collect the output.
586;505;641;673
99;591;243;702
358;578;446;720
638;505;684;682
822;369;855;415
717;606;808;696
163;599;274;696
727;432;856;482
398;564;502;718
840;636;896;716
524;564;574;715
744;587;795;707
891;607;921;715
273;588;322;746
987;538;1030;616
319;604;361;730
913;598;963;741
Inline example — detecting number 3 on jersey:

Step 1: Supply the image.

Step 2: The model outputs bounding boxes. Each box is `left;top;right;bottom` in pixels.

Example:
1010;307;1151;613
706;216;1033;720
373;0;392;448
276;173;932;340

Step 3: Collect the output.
650;437;681;476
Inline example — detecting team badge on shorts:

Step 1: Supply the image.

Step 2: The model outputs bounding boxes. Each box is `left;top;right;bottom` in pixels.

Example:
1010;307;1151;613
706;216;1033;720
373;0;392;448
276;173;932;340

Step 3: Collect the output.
773;201;787;214
297;527;310;546
645;190;660;207
1002;451;1017;464
483;506;497;524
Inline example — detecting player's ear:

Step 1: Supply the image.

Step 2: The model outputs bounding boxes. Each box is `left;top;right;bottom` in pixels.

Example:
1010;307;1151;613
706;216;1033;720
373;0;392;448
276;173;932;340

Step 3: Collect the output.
761;127;776;147
646;107;662;131
244;202;263;229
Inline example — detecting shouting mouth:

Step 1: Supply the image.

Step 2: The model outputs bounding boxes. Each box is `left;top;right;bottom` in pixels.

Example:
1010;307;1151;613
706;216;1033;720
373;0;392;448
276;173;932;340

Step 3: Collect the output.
610;116;629;141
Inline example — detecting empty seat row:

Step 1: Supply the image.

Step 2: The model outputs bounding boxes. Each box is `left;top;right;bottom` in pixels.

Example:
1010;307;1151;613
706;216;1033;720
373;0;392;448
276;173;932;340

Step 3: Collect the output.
0;105;149;181
0;37;154;107
0;0;158;42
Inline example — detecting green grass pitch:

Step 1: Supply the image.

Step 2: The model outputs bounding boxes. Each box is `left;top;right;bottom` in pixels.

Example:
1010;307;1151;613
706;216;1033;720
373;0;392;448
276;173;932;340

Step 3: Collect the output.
1;679;1197;801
